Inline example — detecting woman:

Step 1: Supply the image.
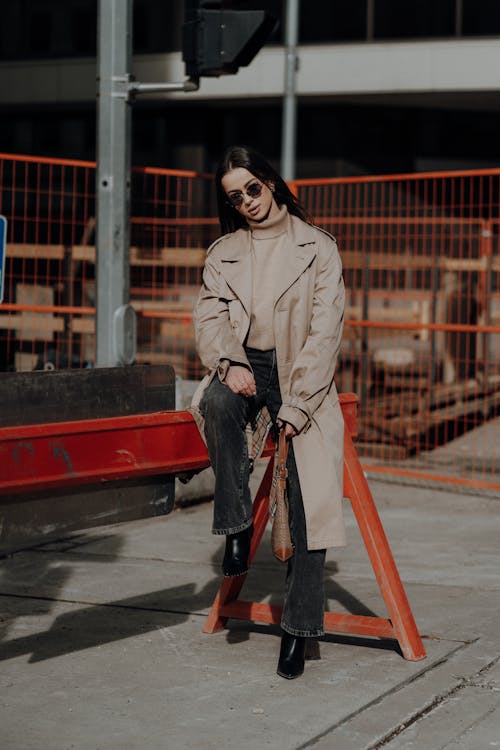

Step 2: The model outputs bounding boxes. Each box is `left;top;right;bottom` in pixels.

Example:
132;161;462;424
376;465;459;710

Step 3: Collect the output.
190;145;346;679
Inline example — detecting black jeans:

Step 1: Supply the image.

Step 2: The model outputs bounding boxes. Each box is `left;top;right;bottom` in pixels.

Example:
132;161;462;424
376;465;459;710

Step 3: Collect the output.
199;347;326;637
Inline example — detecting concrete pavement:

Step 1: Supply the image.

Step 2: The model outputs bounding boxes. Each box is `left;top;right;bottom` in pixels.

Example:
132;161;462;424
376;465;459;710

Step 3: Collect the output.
1;474;499;749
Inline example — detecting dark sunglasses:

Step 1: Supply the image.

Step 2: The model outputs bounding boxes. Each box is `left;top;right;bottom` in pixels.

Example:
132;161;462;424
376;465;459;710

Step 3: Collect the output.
226;180;263;207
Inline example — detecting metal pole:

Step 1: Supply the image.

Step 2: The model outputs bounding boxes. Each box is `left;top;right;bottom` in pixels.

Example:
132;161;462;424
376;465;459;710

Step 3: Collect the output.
366;0;375;41
281;0;300;181
96;0;136;366
128;79;199;96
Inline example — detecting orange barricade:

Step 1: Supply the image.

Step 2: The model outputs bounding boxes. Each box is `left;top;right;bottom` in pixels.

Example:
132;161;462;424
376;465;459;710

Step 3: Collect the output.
203;393;426;661
0;391;425;661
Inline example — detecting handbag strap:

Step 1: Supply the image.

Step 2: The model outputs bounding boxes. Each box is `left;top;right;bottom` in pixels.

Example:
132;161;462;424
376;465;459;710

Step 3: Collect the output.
277;428;289;492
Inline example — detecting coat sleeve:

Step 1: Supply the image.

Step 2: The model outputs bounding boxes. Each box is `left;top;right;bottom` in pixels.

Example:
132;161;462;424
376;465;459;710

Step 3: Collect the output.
277;236;345;432
193;253;250;372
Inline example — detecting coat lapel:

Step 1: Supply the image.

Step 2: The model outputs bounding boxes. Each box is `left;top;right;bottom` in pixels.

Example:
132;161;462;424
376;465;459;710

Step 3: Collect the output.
273;215;318;304
214;215;319;313
217;229;252;315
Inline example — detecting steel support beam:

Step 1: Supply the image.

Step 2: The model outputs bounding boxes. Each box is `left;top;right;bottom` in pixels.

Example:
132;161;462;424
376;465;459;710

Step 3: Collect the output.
0;395;358;497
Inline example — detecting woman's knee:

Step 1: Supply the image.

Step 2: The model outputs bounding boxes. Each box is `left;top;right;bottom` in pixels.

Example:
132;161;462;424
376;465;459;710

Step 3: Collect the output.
201;379;247;426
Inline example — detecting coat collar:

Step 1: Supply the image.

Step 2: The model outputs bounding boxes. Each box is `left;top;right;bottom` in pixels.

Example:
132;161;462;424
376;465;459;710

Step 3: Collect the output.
217;214;318;313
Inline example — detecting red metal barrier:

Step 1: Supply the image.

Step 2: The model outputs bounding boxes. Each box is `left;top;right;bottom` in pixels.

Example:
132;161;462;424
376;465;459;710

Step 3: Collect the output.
0;392;425;661
0;394;357;497
0;411;207;496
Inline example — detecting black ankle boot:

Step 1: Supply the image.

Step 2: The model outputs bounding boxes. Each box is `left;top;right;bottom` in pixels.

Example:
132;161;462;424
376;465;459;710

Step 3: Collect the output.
277;632;306;679
222;524;253;577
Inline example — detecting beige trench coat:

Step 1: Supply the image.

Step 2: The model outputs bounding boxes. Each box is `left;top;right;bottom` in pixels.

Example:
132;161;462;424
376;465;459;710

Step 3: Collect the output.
191;213;346;550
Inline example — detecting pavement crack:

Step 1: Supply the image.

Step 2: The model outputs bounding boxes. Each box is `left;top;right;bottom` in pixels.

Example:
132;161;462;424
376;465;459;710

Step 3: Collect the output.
436;701;500;750
457;652;500;692
295;639;475;750
366;652;500;749
367;682;468;750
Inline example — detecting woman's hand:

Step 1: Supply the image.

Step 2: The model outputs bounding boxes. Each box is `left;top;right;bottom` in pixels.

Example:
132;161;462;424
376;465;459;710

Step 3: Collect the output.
277;419;297;438
225;365;257;397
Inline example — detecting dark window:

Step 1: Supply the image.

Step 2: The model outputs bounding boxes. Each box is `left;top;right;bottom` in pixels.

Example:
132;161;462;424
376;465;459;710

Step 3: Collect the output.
133;0;151;52
134;0;179;53
374;0;456;39
300;0;368;43
71;7;97;55
28;10;53;55
462;0;500;35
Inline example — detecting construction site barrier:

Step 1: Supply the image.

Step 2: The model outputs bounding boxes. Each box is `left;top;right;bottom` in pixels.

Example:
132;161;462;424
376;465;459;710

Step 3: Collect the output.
0;390;426;662
292;171;500;492
1;153;499;491
0;153;214;378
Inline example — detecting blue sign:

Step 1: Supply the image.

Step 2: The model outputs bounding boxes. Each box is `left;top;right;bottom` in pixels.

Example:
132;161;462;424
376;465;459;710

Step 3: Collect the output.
0;216;6;304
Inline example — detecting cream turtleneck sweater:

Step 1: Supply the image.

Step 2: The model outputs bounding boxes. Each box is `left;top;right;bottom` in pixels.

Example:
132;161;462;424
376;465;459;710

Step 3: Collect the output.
245;204;289;350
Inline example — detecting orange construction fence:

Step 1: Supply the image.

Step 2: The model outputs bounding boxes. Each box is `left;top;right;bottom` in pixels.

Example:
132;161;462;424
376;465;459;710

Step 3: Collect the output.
1;153;499;491
292;171;500;491
0;153;215;377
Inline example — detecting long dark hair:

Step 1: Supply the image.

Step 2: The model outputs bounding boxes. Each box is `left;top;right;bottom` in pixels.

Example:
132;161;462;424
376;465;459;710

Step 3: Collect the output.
215;145;310;234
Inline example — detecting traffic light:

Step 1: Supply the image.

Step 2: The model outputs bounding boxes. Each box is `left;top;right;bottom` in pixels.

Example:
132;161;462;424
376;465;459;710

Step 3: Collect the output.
182;1;277;78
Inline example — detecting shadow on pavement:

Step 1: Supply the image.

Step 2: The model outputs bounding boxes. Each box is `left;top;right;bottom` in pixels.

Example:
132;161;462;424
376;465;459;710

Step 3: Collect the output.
0;527;393;665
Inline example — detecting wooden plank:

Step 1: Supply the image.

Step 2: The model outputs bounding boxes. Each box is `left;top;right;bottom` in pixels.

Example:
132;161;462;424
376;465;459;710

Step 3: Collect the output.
131;246;206;267
0;314;64;336
8;242;495;274
369;390;489;442
442;257;488;272
6;244;65;260
159;320;194;339
431;381;483;406
342;251;433;271
132;299;196;313
72;245;206;267
72;245;96;262
14;352;38;373
399;408;480;438
131;283;198;298
16;284;59;341
338;251;497;273
81;317;195;341
71;318;95;334
346;305;423;322
379;375;429;389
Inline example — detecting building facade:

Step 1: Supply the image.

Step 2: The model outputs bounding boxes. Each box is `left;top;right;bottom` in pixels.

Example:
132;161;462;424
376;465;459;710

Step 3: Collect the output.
1;0;500;175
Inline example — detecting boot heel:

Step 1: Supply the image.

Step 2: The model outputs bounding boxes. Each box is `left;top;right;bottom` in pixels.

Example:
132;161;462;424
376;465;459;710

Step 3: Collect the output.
277;632;306;679
222;524;253;577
